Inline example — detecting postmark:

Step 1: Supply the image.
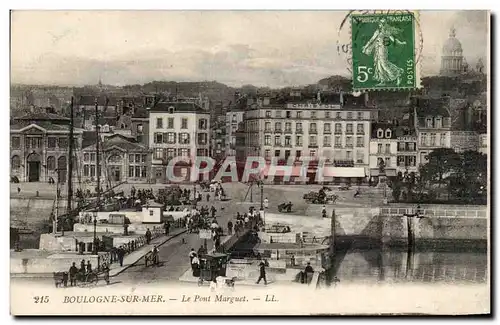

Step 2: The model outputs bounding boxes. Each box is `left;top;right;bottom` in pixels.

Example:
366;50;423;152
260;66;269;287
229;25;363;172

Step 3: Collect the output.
351;13;419;91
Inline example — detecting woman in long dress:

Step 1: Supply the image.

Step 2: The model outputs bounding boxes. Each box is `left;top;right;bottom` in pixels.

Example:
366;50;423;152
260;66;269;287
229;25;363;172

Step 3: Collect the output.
362;18;407;86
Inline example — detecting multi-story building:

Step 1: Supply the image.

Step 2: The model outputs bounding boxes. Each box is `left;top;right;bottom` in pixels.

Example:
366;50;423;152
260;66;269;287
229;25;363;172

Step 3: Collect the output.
478;133;488;155
80;134;150;184
369;123;398;180
226;109;245;156
450;131;479;152
10;111;84;183
148;101;210;183
395;133;418;175
413;97;452;166
243;91;376;183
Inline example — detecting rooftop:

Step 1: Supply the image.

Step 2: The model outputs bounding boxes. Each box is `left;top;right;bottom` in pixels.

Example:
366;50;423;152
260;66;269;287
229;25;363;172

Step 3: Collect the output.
148;101;207;114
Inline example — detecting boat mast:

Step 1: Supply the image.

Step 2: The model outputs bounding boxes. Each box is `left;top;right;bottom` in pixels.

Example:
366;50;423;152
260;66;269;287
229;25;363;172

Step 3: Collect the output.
67;96;74;215
95;98;101;212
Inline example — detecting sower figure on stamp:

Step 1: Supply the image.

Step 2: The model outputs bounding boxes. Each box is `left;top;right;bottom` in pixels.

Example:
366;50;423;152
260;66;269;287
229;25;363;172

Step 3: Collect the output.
361;18;406;86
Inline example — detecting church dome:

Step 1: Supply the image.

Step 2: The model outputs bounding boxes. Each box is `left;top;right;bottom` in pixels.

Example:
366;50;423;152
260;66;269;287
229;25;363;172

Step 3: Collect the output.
442;27;463;56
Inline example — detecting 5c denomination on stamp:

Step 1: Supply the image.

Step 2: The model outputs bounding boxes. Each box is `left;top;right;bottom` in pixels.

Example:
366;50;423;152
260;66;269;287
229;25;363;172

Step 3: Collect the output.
351;12;419;91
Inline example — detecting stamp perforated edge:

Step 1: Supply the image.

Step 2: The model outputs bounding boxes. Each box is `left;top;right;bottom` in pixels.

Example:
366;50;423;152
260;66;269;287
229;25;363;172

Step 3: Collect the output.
349;10;422;92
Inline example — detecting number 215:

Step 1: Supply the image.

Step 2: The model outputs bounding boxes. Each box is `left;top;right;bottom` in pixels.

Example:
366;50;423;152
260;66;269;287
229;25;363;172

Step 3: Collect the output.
33;296;49;303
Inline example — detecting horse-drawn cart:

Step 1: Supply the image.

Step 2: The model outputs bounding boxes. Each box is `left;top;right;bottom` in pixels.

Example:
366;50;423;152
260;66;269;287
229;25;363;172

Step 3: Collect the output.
52;267;110;288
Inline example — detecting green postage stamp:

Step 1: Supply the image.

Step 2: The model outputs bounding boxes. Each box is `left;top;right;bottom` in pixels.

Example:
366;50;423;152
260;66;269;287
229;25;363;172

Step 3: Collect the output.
351;12;419;91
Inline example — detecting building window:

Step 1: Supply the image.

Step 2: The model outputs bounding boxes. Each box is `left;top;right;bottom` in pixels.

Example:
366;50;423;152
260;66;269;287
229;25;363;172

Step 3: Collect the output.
377;128;384;138
197;133;208;145
296;150;302;158
296;123;303;132
385;157;391;167
440;133;446;146
197;148;206;156
11;155;20;169
198;119;208;130
323;136;331;147
274;150;280;157
324;123;331;133
356;150;364;163
398;142;405;151
377;143;383;153
275;111;282;118
420;152;428;163
296;135;303;146
45;137;56;148
309;135;317;146
435;117;442;128
83;153;90;162
286;111;291;118
178;148;189;157
325;111;331;119
357;112;363;120
346;151;352;160
335;123;342;134
385;143;391;154
90;153;96;162
83;165;89;177
335;112;341;119
266;111;272;118
179;133;190;144
265;122;271;132
297;111;302;118
334;136;342;148
167;148;176;158
398;156;405;167
264;135;271;146
156;118;163;129
285;122;292;132
154;148;164;160
408;142;416;151
346;136;353;147
385;129;392;138
154;132;163;144
409;156;416;166
274;136;281;146
179;118;187;129
356;124;364;134
265;149;271;159
137;124;144;134
166;132;176;144
310;123;317;133
57;137;67;148
11;136;20;149
310;149;317;157
347;112;353;120
346;124;353;134
167;118;174;129
275;122;282;131
426;118;433;128
420;133;427;146
430;133;436;146
356;136;364;147
311;111;317;119
285;136;292;146
46;156;55;170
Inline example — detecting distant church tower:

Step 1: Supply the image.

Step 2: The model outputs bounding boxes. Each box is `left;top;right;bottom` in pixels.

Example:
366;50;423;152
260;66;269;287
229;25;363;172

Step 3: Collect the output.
440;27;464;76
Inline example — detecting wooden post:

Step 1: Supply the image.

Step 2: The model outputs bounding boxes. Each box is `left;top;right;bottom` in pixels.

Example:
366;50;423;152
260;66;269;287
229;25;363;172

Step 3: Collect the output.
330;209;336;255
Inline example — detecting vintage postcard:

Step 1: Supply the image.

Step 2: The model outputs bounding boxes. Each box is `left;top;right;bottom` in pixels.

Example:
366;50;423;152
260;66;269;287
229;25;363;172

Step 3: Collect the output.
9;10;490;315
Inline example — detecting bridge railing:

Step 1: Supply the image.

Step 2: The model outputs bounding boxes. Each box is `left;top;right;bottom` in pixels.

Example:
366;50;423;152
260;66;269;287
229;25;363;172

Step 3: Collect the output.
379;207;487;218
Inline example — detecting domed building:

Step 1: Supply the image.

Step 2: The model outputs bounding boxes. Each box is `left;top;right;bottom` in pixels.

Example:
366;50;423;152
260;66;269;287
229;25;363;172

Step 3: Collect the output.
440;27;465;76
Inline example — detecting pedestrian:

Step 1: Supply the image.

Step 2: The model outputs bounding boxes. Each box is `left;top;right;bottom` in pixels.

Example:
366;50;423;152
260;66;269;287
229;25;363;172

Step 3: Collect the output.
80;259;86;273
197;245;206;257
164;222;170;235
206;193;210;202
321;205;327;218
191;253;200;277
145;228;152;245
117;247;125;267
151;246;159;266
69;262;78;286
215;235;221;252
256;261;267;285
264;197;269;209
189;248;196;263
227;221;233;235
86;260;92;273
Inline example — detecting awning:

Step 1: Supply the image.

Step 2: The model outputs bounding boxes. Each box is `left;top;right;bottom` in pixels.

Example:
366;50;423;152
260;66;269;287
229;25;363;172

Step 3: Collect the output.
370;169;397;177
323;167;366;178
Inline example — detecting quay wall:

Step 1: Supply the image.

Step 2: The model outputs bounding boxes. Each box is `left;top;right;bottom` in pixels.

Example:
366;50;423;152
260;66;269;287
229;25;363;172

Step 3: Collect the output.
10;251;100;274
266;205;488;248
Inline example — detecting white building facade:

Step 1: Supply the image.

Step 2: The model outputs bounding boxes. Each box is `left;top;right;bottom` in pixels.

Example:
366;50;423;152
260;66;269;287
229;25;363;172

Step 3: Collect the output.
369;124;398;179
226;110;245;156
148;102;210;183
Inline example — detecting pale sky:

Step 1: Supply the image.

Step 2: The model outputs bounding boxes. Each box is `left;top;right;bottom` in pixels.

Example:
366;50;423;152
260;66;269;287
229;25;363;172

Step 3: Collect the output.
10;10;489;88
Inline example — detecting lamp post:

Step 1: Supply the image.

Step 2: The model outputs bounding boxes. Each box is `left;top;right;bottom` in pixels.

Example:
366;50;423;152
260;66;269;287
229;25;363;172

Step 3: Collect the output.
92;211;97;254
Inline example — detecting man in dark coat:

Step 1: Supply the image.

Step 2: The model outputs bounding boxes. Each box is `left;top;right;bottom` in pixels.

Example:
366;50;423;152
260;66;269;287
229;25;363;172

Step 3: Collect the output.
86;261;92;273
69;262;79;286
117;247;125;267
80;260;86;273
256;261;267;285
164;222;170;235
145;228;152;244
